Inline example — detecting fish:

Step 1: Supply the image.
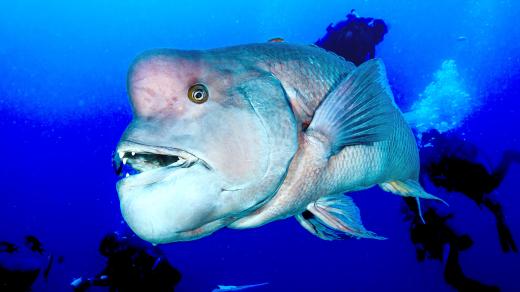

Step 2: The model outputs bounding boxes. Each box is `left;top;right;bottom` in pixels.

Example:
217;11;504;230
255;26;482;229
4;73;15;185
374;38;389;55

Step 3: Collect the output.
212;282;269;292
268;37;284;43
114;42;443;244
70;277;83;288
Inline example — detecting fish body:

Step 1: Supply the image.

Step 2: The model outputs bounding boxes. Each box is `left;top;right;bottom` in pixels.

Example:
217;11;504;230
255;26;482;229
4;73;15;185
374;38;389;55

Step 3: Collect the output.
268;37;284;43
212;282;269;292
115;43;440;243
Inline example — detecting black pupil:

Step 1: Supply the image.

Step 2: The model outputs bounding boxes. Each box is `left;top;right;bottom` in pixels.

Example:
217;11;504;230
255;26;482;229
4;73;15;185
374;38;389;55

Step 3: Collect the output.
194;90;204;99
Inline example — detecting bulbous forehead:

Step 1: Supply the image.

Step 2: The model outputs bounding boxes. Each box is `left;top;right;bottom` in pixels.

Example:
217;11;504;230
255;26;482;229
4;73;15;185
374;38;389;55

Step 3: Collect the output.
126;50;244;118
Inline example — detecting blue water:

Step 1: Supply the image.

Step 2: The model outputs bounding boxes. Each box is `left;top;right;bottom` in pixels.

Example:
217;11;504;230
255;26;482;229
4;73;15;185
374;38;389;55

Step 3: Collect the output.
1;0;519;291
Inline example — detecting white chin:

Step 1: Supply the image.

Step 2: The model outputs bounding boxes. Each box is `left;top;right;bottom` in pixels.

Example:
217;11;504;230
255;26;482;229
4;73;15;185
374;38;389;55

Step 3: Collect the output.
117;165;225;243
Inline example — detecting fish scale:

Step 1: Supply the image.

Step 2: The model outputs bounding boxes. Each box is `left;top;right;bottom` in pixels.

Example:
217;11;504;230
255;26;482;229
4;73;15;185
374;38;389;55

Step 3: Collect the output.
230;48;439;238
223;44;419;199
207;43;354;124
258;44;355;123
116;43;438;243
324;111;420;196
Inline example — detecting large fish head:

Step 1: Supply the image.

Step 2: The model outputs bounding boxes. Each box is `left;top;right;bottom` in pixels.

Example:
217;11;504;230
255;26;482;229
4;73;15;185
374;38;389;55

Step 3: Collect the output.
114;49;297;243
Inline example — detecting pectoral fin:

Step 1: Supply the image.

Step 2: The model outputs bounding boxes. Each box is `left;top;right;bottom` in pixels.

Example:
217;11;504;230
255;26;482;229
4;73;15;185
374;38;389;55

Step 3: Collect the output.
307;59;397;156
296;194;386;240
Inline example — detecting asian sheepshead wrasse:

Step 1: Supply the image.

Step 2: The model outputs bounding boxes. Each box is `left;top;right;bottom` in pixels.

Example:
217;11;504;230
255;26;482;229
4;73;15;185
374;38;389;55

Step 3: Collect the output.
113;43;443;244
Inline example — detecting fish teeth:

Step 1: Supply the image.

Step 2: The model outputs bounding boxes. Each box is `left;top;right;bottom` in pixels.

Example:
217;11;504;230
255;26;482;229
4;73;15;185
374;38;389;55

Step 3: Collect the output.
118;151;124;159
125;173;130;177
131;152;135;156
123;158;128;165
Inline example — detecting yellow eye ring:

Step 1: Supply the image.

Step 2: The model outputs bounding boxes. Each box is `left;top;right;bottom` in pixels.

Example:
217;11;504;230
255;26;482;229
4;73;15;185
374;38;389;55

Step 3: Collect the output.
188;84;209;104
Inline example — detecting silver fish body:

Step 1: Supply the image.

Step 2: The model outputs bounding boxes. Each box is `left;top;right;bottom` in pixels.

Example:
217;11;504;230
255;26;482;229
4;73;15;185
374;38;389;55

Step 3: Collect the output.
115;43;440;243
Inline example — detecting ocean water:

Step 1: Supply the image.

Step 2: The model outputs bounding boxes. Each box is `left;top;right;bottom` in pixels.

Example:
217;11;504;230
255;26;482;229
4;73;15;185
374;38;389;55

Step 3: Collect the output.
1;0;519;291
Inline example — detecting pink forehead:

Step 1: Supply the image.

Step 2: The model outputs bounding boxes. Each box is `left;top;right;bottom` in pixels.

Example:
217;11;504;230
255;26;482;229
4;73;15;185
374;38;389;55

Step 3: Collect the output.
126;53;238;118
130;55;202;83
128;56;203;117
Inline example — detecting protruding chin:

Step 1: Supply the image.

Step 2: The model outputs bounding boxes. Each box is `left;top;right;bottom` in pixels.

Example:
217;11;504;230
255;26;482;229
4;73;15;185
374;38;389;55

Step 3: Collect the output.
122;202;234;244
118;165;224;243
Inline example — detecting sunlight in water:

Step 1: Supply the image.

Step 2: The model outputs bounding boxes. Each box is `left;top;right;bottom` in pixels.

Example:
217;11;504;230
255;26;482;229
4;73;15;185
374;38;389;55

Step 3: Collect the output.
404;60;477;137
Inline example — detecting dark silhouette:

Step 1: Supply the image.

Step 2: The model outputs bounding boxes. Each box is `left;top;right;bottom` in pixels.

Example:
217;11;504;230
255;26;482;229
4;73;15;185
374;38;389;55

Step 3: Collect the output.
72;231;182;292
313;8;518;290
315;9;388;65
404;200;464;261
314;11;511;291
404;200;500;292
420;129;519;253
25;236;44;254
402;129;520;291
0;236;56;292
0;242;18;253
444;246;500;292
0;264;40;292
314;11;502;291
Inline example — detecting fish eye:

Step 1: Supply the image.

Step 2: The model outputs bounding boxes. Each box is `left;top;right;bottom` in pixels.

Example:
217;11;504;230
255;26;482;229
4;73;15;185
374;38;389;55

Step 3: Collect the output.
188;84;209;104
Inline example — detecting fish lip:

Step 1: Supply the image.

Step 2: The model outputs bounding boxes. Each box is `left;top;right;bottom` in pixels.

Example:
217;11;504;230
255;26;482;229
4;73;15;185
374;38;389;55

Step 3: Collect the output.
115;139;212;188
117;139;209;166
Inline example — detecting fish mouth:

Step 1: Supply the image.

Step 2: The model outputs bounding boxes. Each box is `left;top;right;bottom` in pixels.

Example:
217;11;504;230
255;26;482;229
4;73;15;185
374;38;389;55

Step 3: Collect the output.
112;140;208;186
